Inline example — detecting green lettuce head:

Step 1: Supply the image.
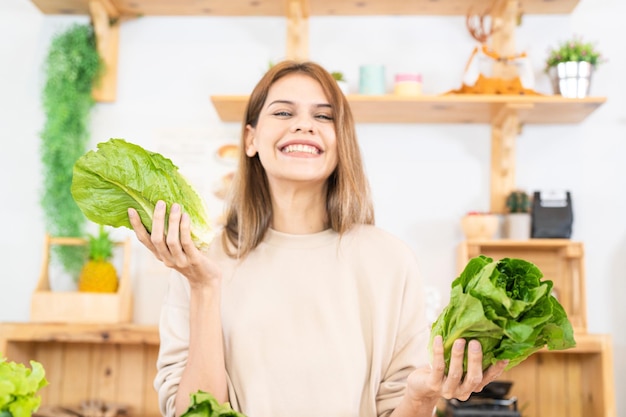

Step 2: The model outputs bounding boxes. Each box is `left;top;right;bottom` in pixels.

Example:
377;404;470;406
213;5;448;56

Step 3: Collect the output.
430;255;576;373
181;391;246;417
0;356;48;417
71;138;214;250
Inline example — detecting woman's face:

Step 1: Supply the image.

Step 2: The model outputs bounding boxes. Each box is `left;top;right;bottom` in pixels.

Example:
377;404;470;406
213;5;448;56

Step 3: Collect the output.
245;73;338;189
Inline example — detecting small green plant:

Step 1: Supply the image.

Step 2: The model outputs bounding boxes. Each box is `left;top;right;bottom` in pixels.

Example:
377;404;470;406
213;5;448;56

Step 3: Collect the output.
545;36;603;72
506;190;531;213
331;71;345;82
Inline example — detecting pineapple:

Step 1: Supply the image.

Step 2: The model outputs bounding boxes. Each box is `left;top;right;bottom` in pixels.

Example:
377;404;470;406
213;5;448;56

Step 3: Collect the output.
78;225;119;292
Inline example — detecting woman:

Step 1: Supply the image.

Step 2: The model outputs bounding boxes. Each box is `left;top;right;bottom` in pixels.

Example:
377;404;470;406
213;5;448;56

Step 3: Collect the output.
128;60;507;417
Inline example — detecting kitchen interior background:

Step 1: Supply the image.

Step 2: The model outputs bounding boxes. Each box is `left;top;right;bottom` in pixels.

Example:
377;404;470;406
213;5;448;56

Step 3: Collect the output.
1;0;624;414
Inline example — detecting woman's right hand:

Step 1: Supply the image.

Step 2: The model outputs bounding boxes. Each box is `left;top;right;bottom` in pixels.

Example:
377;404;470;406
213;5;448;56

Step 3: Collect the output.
128;200;222;288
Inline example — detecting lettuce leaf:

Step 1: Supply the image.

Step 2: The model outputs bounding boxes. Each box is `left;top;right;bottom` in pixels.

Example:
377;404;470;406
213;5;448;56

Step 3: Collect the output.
71;138;214;250
0;357;48;417
430;256;576;373
181;391;246;417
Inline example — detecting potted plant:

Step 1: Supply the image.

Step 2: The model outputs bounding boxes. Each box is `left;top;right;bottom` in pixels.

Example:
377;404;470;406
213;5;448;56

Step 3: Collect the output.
331;71;350;96
504;190;532;240
0;356;48;417
545;36;604;98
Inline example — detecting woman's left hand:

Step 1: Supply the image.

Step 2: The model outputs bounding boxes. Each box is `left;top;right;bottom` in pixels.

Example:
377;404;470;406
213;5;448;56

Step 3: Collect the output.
406;335;508;407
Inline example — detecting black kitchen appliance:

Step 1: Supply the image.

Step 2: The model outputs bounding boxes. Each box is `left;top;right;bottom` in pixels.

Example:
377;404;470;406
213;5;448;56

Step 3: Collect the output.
444;381;521;417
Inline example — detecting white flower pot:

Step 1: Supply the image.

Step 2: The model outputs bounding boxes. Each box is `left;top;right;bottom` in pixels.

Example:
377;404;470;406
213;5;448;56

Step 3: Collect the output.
505;213;531;240
549;61;594;98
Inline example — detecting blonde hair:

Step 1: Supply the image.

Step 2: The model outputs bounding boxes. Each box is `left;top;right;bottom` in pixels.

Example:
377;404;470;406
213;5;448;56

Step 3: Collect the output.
222;60;374;258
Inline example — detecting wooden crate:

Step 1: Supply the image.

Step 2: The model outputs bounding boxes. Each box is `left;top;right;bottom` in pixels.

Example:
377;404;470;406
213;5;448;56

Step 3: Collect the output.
496;333;616;417
0;322;161;417
31;234;133;324
457;239;587;333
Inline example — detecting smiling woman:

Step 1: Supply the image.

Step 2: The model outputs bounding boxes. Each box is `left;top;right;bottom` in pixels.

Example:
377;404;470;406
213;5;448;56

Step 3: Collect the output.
123;60;508;417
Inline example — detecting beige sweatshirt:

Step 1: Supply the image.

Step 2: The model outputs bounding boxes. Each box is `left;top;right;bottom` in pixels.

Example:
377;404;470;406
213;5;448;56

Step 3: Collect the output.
154;225;430;417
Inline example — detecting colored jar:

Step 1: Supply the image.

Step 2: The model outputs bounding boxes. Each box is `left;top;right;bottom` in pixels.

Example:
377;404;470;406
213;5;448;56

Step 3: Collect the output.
393;73;422;96
359;65;386;95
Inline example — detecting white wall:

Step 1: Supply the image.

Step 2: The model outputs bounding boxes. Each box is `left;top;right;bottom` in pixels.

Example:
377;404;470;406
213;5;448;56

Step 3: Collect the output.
1;0;624;414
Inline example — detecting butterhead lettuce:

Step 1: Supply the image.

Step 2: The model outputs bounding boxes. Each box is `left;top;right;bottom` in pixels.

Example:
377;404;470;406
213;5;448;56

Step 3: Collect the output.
0;356;48;417
181;391;246;417
430;255;576;373
71;138;214;250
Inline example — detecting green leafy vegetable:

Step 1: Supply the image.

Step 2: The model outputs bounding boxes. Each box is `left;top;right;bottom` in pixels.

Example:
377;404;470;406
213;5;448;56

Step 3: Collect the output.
430;256;576;373
71;138;214;250
181;391;246;417
0;356;48;417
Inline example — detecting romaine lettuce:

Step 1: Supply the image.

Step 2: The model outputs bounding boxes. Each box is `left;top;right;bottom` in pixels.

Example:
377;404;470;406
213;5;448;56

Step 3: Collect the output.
430;255;576;373
71;138;214;250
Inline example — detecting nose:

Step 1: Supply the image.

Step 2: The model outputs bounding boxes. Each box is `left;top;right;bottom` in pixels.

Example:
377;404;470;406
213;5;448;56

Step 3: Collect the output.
290;115;314;134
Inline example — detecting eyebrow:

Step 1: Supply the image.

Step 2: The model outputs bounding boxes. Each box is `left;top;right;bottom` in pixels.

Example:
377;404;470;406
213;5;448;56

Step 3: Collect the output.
267;100;332;109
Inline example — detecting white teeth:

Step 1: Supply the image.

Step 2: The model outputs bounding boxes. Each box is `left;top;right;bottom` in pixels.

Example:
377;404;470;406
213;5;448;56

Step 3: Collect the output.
283;144;320;154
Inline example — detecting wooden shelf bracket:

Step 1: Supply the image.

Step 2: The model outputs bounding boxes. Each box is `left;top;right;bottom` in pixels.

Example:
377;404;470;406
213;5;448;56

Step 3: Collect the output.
490;105;523;212
286;0;309;61
89;0;121;102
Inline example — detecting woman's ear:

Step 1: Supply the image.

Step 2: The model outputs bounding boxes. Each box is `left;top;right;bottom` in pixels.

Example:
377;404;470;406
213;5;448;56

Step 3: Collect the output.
244;125;257;157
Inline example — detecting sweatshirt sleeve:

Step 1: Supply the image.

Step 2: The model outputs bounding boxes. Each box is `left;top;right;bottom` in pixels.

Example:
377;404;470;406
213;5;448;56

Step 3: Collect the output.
376;250;431;417
153;271;191;417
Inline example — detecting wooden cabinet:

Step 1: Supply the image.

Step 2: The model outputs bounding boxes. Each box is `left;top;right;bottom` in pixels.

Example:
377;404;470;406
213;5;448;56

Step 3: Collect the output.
457;240;616;417
0;323;160;417
500;333;615;417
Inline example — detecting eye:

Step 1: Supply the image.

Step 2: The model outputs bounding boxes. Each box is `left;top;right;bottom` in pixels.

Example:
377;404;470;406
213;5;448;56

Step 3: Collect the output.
273;110;292;117
315;113;334;122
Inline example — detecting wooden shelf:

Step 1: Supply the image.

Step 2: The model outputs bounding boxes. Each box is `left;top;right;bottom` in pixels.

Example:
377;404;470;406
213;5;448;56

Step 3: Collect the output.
0;322;159;348
211;94;606;124
30;0;580;17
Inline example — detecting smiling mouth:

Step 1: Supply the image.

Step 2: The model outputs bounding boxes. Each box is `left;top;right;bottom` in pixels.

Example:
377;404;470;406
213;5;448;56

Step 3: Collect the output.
281;144;321;155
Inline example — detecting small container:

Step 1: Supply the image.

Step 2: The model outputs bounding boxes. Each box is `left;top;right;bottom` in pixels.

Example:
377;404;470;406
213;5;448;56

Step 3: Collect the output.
394;73;422;96
359;65;386;95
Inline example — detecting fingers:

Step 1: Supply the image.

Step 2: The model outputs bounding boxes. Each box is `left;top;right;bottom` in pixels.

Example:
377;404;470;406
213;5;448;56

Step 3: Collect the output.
477;359;509;391
128;201;192;264
165;203;184;258
441;339;466;399
128;207;156;253
459;340;484;399
429;335;446;389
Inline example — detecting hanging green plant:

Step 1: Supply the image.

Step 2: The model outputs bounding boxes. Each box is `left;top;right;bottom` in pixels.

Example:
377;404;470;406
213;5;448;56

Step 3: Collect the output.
40;23;103;280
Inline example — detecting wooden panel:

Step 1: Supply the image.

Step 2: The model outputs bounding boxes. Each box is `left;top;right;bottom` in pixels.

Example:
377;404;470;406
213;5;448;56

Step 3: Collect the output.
211;94;606;124
30;0;580;16
458;239;587;333
61;343;91;406
0;323;161;417
497;343;614;417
